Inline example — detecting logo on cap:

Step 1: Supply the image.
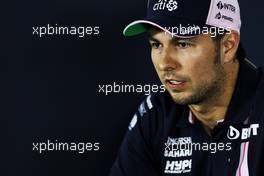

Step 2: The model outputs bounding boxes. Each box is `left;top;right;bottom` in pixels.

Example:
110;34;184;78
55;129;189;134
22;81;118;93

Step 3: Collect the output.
215;12;222;20
215;12;234;22
153;0;178;12
217;1;224;10
217;1;236;13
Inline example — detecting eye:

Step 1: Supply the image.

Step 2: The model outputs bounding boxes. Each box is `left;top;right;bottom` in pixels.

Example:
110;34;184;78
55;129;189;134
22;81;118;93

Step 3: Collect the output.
176;41;192;48
150;42;162;49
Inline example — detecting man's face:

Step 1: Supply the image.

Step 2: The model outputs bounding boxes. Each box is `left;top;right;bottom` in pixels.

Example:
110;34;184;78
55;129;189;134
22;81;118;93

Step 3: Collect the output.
148;29;226;105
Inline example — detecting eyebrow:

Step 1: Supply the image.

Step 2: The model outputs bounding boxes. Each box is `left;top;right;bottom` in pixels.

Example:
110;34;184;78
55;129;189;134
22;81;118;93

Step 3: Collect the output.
148;35;160;43
148;34;194;44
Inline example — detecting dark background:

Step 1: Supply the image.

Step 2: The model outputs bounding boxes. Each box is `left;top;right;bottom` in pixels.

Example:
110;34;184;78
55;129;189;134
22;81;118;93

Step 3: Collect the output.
4;0;264;175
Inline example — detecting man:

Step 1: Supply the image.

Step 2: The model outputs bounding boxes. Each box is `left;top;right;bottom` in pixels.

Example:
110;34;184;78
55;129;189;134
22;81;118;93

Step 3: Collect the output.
110;0;264;175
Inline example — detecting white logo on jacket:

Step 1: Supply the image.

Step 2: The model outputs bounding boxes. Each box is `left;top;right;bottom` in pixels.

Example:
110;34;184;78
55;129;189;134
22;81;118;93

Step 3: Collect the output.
164;137;192;174
227;124;259;140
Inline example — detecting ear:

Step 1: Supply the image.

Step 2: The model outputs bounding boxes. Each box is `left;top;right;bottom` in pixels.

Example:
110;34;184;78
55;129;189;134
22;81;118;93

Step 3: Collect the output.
221;31;240;63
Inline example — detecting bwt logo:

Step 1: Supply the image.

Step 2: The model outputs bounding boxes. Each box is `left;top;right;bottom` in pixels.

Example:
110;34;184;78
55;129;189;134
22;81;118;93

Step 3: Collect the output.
227;124;259;140
217;1;236;13
153;0;178;12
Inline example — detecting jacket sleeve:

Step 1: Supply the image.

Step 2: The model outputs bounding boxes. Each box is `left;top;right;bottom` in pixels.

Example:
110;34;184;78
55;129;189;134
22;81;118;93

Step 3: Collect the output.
109;95;160;176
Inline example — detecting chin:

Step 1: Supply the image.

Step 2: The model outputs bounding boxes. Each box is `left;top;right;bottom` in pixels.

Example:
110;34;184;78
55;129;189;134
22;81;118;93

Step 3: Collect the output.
170;92;192;105
170;91;203;105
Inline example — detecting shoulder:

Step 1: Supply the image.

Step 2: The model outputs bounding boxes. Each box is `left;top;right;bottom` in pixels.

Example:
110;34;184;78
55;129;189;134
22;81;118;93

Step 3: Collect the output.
255;67;264;107
142;91;177;114
128;91;181;131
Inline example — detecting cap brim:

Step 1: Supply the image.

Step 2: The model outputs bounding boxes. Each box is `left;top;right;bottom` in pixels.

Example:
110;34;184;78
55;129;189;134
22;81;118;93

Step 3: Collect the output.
123;20;172;37
123;18;204;38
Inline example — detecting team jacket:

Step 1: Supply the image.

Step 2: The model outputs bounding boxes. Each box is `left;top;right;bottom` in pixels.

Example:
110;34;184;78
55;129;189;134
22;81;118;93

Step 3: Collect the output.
110;59;264;176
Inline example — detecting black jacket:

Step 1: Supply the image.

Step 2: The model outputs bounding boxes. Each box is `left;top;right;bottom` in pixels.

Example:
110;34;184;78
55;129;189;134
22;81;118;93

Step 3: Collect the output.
110;59;264;176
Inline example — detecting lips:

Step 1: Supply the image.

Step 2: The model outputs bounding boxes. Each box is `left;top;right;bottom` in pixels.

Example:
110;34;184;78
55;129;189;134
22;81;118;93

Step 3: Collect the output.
167;80;183;85
165;79;186;91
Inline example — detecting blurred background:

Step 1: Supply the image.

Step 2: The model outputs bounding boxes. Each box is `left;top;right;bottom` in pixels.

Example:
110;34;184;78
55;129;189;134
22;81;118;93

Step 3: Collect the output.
4;0;264;175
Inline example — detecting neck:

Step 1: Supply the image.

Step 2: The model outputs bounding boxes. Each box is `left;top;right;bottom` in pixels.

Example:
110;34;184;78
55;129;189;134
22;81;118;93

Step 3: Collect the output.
189;60;239;130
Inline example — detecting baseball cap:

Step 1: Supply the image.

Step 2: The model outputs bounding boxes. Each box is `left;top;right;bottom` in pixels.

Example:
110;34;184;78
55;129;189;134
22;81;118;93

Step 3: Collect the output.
123;0;241;37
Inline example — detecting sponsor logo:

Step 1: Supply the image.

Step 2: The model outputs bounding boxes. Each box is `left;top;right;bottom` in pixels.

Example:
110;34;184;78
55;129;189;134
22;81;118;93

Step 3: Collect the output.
128;114;138;130
164;137;192;174
164;137;192;157
153;0;178;11
128;96;153;131
222;15;233;22
217;1;236;13
139;102;147;116
215;12;234;22
227;124;259;140
215;12;222;19
164;160;192;174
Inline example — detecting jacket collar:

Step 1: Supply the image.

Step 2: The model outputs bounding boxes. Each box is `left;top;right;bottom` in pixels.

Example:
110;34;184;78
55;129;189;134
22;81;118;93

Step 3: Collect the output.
222;59;261;125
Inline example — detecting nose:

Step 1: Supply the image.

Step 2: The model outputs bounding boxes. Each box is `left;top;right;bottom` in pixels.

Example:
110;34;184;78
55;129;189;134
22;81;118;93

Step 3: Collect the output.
157;46;179;71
